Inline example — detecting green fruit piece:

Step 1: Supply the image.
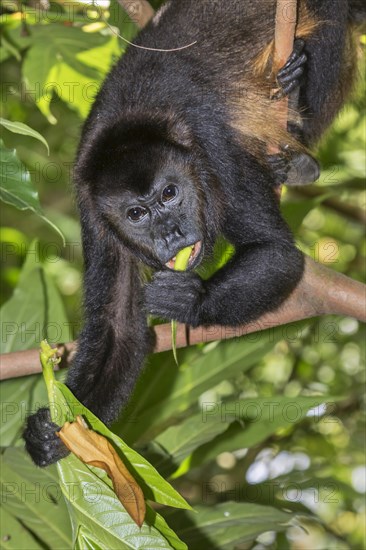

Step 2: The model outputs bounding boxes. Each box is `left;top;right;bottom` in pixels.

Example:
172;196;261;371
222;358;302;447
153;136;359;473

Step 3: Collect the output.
171;245;194;364
174;245;194;271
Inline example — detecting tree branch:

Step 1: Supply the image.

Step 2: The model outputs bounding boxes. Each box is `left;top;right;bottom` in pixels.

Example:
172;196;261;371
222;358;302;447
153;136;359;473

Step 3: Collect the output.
268;0;297;195
117;0;154;29
1;257;364;381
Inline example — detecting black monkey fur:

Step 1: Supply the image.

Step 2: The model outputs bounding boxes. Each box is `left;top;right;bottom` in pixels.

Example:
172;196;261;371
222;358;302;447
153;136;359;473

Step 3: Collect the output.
24;0;365;466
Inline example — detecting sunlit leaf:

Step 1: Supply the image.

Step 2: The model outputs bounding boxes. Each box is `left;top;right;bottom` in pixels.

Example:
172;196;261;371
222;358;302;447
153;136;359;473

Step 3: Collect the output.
0;118;49;154
21;26;117;121
0;142;64;241
58;416;146;527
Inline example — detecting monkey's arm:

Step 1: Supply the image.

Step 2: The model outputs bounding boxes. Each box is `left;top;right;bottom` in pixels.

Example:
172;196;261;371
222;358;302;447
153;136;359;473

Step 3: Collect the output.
146;177;303;327
145;238;303;327
23;202;153;467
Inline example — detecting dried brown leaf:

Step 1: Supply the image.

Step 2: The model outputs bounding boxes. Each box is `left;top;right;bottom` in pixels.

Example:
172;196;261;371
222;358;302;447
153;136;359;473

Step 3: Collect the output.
58;416;146;527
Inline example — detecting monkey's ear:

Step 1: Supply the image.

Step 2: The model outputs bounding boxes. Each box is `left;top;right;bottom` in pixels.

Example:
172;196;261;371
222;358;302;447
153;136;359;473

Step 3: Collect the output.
164;114;194;148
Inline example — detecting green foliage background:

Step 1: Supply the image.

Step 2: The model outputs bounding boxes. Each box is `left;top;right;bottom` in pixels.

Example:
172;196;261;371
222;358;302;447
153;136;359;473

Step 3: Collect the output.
0;1;365;549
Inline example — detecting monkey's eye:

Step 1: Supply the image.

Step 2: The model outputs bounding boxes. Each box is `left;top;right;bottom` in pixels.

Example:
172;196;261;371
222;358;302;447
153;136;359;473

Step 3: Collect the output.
162;184;178;203
127;206;148;222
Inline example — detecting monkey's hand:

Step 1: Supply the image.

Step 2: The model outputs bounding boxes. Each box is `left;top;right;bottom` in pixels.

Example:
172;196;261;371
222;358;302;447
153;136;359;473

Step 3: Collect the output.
23;408;70;467
145;270;204;326
268;151;320;186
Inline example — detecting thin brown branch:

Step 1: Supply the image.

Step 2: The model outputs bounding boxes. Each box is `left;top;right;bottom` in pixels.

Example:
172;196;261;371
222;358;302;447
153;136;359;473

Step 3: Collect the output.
1;257;365;381
117;0;154;29
273;0;298;71
269;0;298;177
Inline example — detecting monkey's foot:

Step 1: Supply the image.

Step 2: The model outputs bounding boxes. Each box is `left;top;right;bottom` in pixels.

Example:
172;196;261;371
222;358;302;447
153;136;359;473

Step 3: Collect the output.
272;39;307;99
268;150;320;186
23;408;70;467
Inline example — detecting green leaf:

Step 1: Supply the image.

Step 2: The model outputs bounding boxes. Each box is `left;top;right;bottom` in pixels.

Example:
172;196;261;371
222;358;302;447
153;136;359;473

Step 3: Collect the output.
1;35;21;62
165;502;295;549
282;199;316;232
0;242;69;354
190;396;341;466
0;140;42;214
57;455;175;549
109;0;139;38
74;526;106;550
52;380;192;510
0;376;41;447
0;448;72;549
146;505;188;550
0;118;49;154
0;244;69;445
120;325;292;443
36;344;189;548
0;141;64;241
0;507;43;550
154;410;232;470
21;25;116;121
197;236;235;280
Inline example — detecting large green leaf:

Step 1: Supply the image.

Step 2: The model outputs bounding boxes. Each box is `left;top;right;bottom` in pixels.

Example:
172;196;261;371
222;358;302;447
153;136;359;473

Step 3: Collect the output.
0;141;42;214
120;325;296;443
150;395;337;474
165;502;295;550
37;345;188;549
0;244;69;445
0;448;72;549
0;242;69;353
0;507;43;550
21;25;117;121
190;396;341;466
52;380;191;511
154;410;232;471
0;118;49;154
0;375;42;446
0;141;64;240
56;455;176;550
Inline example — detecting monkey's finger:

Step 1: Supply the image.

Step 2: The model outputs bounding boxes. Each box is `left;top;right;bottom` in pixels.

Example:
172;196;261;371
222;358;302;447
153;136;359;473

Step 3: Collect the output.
272;79;300;100
278;53;307;77
281;38;305;69
278;66;305;85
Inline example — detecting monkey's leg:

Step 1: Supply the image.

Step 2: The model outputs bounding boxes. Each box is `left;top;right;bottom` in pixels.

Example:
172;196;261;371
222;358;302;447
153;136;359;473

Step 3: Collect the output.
272;39;307;100
299;0;351;144
23;408;69;467
23;206;153;467
268;39;320;186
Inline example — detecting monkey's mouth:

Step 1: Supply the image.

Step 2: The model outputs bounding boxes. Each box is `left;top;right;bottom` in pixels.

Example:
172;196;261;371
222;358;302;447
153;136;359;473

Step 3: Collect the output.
165;241;203;270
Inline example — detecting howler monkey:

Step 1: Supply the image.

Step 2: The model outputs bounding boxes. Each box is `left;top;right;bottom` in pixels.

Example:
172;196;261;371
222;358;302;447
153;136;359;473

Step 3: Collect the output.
24;0;365;466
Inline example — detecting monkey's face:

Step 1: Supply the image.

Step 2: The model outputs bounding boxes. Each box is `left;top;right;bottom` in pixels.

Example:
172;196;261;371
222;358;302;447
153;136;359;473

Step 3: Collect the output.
95;150;206;270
